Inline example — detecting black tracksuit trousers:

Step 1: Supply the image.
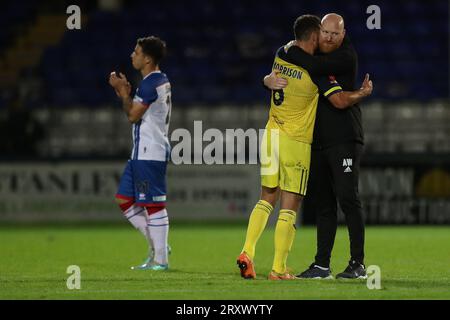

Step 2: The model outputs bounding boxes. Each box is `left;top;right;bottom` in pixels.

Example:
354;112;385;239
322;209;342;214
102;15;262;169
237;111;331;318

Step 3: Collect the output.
308;143;365;268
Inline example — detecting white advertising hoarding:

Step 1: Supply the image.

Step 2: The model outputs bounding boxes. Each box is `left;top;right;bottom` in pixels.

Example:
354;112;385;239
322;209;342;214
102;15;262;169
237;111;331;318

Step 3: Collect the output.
0;162;260;222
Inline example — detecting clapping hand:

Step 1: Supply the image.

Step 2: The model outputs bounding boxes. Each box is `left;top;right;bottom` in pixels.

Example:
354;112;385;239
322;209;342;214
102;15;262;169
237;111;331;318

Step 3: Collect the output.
109;72;131;98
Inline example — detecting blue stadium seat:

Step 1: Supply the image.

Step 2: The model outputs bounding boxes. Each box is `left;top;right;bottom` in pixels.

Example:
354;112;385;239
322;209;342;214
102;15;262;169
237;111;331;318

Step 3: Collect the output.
31;0;448;107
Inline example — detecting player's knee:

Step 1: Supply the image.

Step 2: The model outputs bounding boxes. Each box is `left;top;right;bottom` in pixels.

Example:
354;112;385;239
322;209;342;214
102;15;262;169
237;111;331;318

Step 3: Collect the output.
261;186;279;207
280;189;302;211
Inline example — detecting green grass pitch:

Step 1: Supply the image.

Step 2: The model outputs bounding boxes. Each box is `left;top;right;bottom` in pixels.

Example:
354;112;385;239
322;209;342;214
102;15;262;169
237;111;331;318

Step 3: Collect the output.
0;224;449;299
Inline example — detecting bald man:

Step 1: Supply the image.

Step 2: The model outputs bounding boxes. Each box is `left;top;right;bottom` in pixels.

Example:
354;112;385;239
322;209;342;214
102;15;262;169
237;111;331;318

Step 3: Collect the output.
264;13;368;279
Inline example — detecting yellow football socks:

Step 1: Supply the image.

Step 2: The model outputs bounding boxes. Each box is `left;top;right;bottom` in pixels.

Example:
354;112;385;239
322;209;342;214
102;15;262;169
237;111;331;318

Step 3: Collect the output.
272;209;297;274
242;200;274;260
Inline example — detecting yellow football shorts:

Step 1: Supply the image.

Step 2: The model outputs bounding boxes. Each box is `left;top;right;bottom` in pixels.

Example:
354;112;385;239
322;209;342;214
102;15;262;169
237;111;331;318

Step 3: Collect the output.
260;128;311;195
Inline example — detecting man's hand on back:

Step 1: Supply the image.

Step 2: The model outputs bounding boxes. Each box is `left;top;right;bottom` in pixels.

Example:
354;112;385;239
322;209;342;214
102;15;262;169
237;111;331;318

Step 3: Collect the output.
283;40;296;53
264;71;288;90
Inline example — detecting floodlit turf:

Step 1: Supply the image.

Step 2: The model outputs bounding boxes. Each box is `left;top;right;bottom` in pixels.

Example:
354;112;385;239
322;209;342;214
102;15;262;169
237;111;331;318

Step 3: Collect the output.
0;224;449;300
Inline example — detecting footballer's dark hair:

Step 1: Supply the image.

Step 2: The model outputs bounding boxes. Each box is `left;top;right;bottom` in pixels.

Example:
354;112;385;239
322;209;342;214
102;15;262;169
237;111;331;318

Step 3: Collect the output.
137;36;167;65
293;15;321;41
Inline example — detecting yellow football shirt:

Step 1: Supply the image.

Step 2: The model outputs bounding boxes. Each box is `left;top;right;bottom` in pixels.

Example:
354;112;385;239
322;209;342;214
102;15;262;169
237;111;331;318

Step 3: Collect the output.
266;47;342;144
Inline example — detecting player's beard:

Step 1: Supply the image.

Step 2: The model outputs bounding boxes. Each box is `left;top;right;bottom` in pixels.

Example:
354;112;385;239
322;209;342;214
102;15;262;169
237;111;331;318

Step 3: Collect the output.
319;41;339;53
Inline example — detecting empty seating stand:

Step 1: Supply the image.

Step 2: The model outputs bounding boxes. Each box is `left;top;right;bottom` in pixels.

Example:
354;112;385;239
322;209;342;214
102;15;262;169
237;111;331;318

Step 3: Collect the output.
31;0;448;107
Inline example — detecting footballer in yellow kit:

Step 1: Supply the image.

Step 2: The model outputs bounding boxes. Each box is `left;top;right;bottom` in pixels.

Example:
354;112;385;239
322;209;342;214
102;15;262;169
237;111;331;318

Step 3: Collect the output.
261;48;343;195
237;15;348;281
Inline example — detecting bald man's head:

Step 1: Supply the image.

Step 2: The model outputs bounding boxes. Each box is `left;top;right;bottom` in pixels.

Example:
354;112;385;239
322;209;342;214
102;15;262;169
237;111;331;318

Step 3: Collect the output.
322;13;345;30
319;13;346;53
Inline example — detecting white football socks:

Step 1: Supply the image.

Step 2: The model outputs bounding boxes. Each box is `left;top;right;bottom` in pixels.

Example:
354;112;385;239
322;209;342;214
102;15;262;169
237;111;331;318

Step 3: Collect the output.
124;205;154;255
147;208;169;265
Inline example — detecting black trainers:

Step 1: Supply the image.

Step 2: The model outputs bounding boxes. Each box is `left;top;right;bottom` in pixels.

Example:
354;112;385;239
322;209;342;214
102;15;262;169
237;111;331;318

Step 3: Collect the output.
336;260;367;279
297;263;333;279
